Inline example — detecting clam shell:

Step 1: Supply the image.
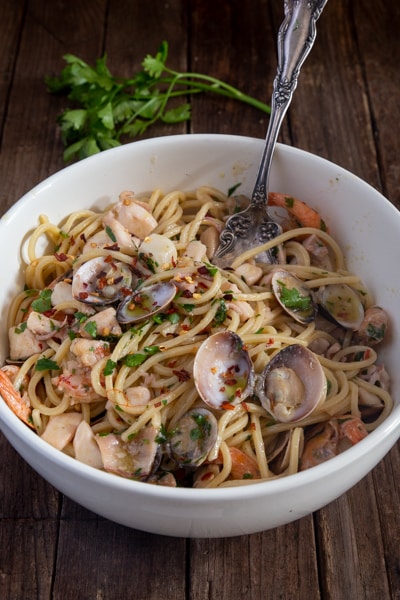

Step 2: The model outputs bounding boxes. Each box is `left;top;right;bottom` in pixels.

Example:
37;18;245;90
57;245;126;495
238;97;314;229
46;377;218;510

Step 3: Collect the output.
256;344;327;423
193;331;255;410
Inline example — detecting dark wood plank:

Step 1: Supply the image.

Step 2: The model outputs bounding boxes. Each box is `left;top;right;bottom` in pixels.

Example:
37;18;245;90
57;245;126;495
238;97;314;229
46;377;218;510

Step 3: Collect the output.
0;519;58;599
353;0;400;207
189;0;278;140
52;520;187;600
189;518;319;600
0;0;107;214
0;436;59;519
0;1;399;599
0;0;25;136
277;0;380;188
315;475;392;598
105;0;189;141
372;445;400;598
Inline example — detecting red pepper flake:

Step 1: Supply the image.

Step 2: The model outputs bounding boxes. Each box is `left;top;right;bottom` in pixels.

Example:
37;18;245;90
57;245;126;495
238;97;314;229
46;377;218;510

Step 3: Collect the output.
234;389;242;398
201;471;214;481
241;401;249;412
120;287;132;296
154;401;162;408
251;422;256;431
180;324;190;331
197;281;209;290
54;253;69;262
197;266;208;275
224;378;237;386
221;401;235;411
182;289;193;298
173;369;191;382
78;292;89;300
80;233;87;243
104;255;114;263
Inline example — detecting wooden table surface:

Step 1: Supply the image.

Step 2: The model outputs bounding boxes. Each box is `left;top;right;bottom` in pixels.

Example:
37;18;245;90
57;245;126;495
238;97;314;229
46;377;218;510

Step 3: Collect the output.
1;1;399;598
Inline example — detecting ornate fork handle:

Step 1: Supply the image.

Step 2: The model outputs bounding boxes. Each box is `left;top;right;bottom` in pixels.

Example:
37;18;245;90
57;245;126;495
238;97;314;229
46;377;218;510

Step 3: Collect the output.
213;0;328;267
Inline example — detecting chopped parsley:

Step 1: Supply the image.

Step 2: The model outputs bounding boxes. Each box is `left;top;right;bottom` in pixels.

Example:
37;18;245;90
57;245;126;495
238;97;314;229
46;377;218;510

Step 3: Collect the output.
277;281;312;312
31;289;52;313
103;359;117;376
213;298;227;325
35;357;60;371
124;345;161;367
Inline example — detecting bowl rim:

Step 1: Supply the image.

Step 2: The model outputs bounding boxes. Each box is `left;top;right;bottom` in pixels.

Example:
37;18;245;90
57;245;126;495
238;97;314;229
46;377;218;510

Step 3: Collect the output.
1;133;399;501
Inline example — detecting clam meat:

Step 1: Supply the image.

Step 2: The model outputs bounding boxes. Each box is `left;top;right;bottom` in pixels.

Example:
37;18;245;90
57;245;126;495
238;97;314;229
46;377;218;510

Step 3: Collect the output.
256;344;327;423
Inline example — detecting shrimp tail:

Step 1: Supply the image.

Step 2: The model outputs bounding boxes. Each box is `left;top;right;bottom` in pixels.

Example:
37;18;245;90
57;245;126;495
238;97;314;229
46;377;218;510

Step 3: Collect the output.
0;369;34;428
268;192;328;232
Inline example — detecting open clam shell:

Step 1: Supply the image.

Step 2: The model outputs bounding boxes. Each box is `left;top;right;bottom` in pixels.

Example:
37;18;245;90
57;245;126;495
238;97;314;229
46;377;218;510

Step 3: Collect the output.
193;331;255;410
72;256;135;305
271;269;317;324
116;281;177;324
169;408;218;468
317;283;364;330
256;344;327;423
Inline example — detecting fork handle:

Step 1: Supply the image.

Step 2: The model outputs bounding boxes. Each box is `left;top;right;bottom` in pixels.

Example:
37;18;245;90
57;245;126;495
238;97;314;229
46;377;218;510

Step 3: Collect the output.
252;0;328;206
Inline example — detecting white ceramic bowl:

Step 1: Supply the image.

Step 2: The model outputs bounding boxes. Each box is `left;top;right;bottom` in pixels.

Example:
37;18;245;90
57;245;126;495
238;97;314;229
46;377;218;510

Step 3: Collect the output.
1;134;399;538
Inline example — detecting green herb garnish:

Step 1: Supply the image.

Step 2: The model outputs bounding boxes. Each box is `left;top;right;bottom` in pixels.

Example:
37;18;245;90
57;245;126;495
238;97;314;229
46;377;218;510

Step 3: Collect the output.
190;413;212;441
278;281;312;312
31;289;52;313
213;299;227;325
84;320;98;338
46;41;270;162
124;345;161;367
103;359;117;376
35;358;60;371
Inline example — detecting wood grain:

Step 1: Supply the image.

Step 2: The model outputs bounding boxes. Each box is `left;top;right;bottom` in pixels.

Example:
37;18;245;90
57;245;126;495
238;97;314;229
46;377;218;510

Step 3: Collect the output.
0;1;399;598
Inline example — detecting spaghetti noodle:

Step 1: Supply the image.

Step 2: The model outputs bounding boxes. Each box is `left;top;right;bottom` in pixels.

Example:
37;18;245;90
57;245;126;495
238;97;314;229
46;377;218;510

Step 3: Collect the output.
0;186;392;487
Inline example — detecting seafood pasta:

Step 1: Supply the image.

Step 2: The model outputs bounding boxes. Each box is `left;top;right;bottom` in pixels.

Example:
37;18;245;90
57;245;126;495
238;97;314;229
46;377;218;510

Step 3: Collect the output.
0;187;392;487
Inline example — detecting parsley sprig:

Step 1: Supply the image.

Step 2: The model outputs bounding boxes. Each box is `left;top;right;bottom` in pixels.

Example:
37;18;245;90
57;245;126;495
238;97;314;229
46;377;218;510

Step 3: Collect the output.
46;41;270;162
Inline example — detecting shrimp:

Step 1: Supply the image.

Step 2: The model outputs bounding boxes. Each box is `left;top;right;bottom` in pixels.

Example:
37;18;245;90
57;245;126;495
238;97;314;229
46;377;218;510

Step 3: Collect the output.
268;192;328;231
51;360;102;403
229;447;261;480
338;415;368;447
0;368;33;428
300;415;368;470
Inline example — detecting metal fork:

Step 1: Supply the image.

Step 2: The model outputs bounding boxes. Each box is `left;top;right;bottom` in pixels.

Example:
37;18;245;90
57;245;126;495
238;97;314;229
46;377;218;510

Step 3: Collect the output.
212;0;329;268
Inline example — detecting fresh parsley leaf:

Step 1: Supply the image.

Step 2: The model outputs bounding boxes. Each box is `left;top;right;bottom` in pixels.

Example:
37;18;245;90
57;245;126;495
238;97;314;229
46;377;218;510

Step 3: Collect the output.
103;359;117;376
84;320;98;338
46;42;271;162
213;299;227;325
15;322;28;334
227;182;242;197
277;281;312;312
124;345;161;367
31;289;52;313
36;358;60;371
